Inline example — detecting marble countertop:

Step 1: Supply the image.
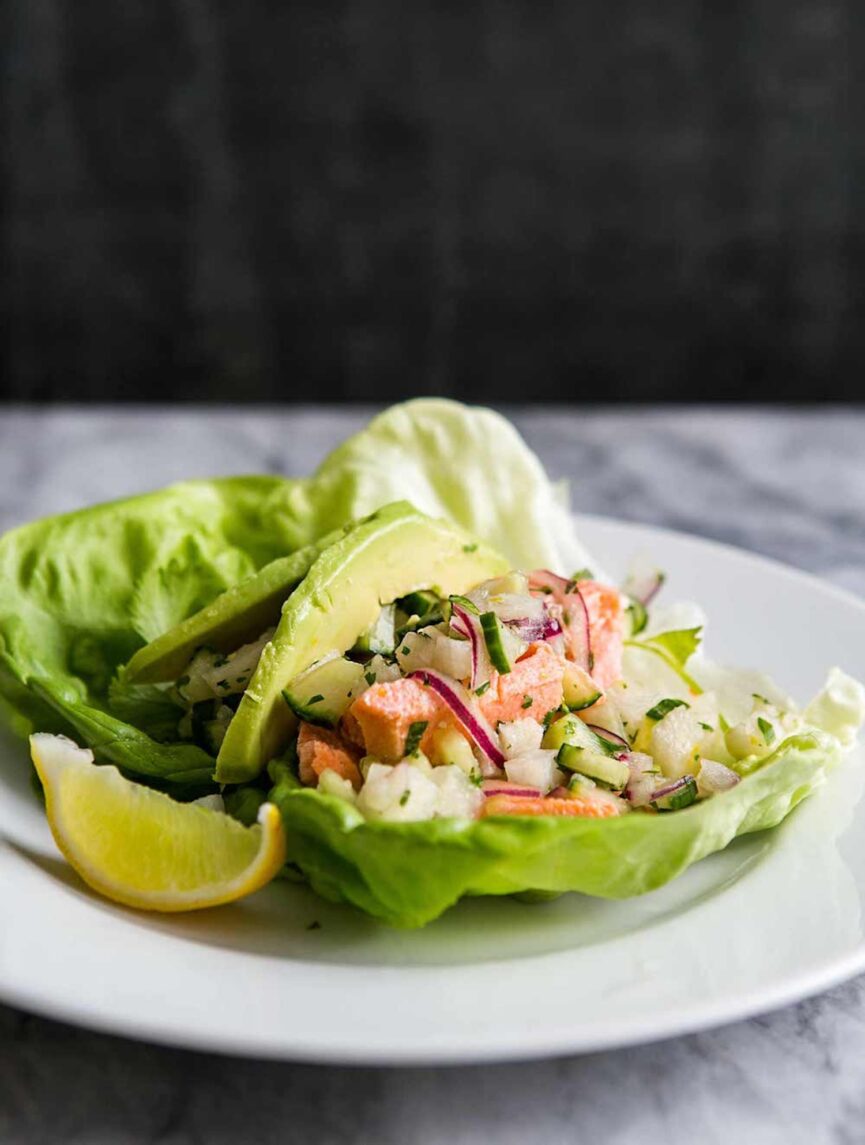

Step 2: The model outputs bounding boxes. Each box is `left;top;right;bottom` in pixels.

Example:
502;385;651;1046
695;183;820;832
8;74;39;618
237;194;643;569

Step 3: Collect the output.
1;405;864;1145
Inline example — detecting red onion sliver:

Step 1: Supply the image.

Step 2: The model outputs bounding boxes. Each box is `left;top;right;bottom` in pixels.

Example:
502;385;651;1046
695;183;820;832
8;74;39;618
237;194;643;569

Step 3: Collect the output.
408;669;505;767
481;779;540;798
505;614;563;643
528;569;571;595
451;603;484;689
586;724;629;750
651;776;691;801
622;566;665;607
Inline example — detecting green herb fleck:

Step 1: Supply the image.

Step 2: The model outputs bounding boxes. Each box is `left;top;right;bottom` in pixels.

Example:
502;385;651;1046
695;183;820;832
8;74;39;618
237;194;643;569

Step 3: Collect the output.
469;771;483;787
403;720;428;757
646;698;690;722
752;693;770;705
698;721;714;732
757;717;776;745
566;568;593;590
364;670;377;686
308;693;324;704
474;680;491;696
462;543;478;553
521;695;534;709
399;789;411;806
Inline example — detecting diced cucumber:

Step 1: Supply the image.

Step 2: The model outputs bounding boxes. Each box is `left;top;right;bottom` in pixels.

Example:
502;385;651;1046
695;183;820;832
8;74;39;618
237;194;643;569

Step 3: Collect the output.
282;655;366;727
562;662;603;712
480;611;512;674
353;604;396;655
542;712;611;755
653;775;698;811
556;744;629;789
398;590;441;618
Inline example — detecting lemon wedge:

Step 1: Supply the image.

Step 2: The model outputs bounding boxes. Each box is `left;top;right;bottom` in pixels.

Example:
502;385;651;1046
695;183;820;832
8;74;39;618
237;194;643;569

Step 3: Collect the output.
30;733;286;912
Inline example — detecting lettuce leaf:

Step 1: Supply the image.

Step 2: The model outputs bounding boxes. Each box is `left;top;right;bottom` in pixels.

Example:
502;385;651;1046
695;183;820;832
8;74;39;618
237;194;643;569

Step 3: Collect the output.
306;399;597;575
268;728;843;927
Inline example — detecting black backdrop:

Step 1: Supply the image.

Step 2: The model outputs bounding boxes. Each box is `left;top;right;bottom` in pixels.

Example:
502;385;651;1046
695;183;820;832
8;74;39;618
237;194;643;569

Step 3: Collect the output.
4;1;864;403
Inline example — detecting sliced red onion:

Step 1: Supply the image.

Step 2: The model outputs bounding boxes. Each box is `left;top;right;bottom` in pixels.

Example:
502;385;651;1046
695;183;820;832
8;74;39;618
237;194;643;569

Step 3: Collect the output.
505;613;563;643
481;779;540;798
528;569;571;595
586;724;629;750
622;563;665;607
651;776;692;802
450;603;487;689
408;669;505;768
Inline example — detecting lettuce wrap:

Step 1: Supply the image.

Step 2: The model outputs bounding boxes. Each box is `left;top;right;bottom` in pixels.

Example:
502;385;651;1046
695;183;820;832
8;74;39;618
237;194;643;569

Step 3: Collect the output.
0;400;863;927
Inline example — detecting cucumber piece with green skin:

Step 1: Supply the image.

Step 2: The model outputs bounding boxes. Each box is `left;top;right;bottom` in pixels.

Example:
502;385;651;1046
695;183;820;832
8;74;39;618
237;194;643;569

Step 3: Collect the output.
399;590;441;618
556;744;629;789
541;712;611;755
353;603;397;655
282;655;367;727
480;611;512;674
653;775;698;811
562;665;602;712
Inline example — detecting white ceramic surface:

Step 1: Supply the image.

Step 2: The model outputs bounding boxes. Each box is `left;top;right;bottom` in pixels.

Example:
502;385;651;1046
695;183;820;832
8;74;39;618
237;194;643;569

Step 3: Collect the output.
1;514;863;1065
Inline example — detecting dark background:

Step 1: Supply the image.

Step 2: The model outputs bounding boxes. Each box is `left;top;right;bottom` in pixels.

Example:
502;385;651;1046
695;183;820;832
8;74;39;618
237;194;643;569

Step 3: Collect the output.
3;1;863;403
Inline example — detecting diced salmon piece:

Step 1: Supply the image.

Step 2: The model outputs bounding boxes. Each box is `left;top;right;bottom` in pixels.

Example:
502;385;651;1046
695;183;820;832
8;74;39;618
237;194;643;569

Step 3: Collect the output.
297;722;363;790
578;580;624;689
529;571;625;690
478;642;564;726
481;793;622;818
346;677;464;762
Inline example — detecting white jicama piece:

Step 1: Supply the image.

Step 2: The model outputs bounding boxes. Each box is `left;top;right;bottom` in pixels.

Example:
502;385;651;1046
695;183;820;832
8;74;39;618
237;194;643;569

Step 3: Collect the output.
498;718;544;758
504;750;559;793
696;759;739;797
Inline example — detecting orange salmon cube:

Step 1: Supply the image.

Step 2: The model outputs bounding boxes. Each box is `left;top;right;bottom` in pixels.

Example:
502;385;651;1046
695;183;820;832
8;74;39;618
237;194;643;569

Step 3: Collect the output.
481;793;622;818
346;677;463;762
577;580;624;689
478;642;563;726
297;722;363;790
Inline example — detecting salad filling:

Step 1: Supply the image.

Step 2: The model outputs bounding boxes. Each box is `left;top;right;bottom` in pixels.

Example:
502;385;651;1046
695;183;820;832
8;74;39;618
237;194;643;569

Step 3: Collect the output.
262;564;832;826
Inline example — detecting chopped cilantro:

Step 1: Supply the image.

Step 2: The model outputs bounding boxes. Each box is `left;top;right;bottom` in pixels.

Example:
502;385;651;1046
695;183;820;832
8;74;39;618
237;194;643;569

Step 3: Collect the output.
308;693;324;704
566;568;593;590
757;717;776;745
474;680;491;696
698;721;714;732
462;543;478;553
469;771;483;787
364;670;377;686
399;789;411;806
521;695;534;709
752;693;770;705
403;720;428;757
646;698;689;722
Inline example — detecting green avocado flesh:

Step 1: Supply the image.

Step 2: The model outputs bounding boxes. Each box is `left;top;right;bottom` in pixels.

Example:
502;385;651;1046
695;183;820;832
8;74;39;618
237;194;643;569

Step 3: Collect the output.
122;531;344;684
215;501;509;784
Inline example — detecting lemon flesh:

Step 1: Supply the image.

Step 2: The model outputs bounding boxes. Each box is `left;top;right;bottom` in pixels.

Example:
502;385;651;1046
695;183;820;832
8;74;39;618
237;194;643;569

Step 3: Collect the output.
30;733;286;912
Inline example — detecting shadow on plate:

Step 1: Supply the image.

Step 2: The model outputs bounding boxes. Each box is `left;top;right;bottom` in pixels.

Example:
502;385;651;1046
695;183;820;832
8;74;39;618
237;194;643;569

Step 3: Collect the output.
8;830;769;969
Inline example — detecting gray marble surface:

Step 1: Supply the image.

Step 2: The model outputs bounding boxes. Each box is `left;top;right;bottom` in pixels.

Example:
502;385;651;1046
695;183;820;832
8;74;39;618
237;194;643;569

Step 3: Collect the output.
1;405;865;1145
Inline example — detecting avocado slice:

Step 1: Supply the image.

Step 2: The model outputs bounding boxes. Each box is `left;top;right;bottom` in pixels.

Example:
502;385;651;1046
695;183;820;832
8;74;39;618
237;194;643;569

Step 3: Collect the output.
215;501;509;784
123;529;345;685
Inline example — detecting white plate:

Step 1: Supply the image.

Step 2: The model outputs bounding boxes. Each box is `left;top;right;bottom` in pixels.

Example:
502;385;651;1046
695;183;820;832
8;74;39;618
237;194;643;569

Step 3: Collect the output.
1;515;864;1064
